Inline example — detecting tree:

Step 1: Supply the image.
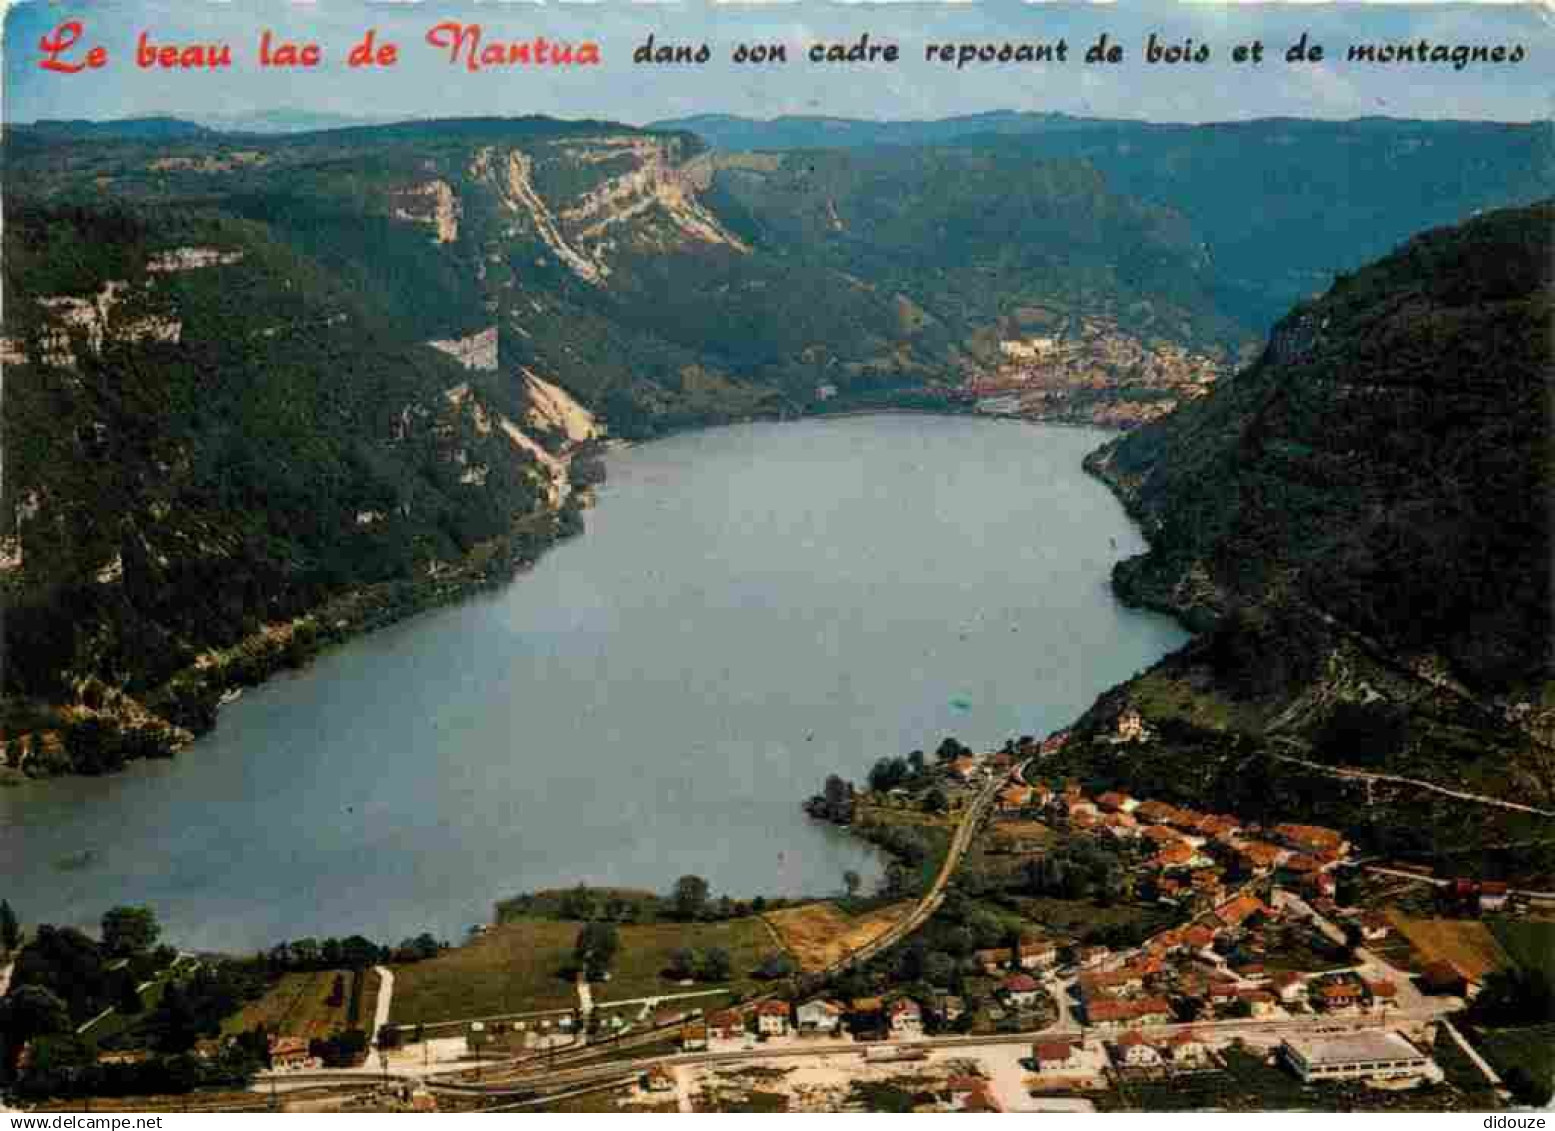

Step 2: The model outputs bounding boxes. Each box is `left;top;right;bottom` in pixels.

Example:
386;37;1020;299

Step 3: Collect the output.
822;775;853;822
327;974;347;1008
924;788;949;814
936;738;968;763
879;861;911;898
559;884;598;921
574;922;619;979
1504;1065;1554;1108
0;900;19;953
907;750;926;776
665;947;697;981
118;978;144;1016
1472;968;1555;1027
843;870;861;899
700;948;732;982
755;952;795;980
101;905;160;958
671;875;710;922
1;984;71;1045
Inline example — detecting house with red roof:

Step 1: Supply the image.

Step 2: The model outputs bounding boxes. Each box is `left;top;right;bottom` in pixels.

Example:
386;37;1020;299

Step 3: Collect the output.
1032;1041;1084;1073
1235;841;1288;874
1271;823;1349;856
755;999;791;1036
1112;1030;1162;1067
1096;791;1136;813
1002;973;1041;1007
888;998;923;1036
1214;894;1270;930
1366;980;1399;1008
1134;800;1180;825
997;784;1033;812
1271;972;1306;1004
1169;1030;1211;1066
1480;882;1511;912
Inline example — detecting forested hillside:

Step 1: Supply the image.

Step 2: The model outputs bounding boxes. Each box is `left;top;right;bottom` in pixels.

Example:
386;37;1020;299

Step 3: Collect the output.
1058;202;1554;881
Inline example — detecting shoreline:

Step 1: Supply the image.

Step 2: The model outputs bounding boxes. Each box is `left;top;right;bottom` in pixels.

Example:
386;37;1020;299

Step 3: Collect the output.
9;406;1161;956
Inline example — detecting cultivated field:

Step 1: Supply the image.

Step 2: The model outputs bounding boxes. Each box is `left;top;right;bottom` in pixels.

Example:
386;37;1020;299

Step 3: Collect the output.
1386;913;1513;980
988;821;1055;850
390;917;775;1026
221;968;380;1040
762;901;914;973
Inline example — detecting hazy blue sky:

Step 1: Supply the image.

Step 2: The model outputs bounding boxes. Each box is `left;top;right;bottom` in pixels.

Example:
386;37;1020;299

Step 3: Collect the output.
5;0;1551;126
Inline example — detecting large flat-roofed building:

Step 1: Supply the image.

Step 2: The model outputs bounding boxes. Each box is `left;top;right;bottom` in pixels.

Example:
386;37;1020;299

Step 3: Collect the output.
1281;1032;1443;1084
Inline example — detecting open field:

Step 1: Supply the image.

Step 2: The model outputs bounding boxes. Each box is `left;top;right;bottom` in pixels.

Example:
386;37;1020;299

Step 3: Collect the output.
1386;913;1513;980
1010;895;1178;946
988;821;1056;851
762;901;915;973
390;917;775;1026
1488;919;1555;980
221;969;378;1040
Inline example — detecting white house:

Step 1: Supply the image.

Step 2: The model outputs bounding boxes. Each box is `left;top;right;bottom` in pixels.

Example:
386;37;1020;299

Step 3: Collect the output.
888;998;923;1036
795;999;845;1035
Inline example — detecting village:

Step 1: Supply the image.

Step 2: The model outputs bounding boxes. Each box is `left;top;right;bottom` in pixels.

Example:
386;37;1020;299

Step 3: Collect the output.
7;724;1539;1115
965;316;1232;429
584;722;1518;1112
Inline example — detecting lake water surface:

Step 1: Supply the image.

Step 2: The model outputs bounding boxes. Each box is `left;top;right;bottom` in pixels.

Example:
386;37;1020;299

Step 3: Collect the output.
1;415;1187;951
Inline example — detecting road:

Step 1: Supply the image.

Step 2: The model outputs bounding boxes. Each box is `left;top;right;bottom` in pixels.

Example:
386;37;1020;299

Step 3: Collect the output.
1361;865;1555;902
809;758;1016;979
1268;747;1555;819
370;966;394;1048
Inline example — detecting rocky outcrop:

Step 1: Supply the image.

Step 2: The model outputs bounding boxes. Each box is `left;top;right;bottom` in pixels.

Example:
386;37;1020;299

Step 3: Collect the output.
428;326;498;371
522;369;598;443
147;246;245;273
471;136;747;287
12;281;182;367
393;179;461;243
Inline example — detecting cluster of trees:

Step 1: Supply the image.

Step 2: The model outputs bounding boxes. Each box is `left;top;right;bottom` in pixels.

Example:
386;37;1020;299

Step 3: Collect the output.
8;1034;261;1102
1020;840;1134;905
664;946;732;983
805;774;856;823
1470;967;1554;1028
309;1028;369;1069
1;900;20;952
260;931;442;974
135;964;270;1056
573;922;619;980
0;905;275;1098
505;880;780;927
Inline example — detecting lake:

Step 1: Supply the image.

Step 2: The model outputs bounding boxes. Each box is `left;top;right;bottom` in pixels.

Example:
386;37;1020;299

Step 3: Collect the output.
0;414;1188;952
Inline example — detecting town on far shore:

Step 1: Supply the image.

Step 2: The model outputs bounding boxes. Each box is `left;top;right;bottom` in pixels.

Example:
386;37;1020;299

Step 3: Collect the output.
5;720;1547;1114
